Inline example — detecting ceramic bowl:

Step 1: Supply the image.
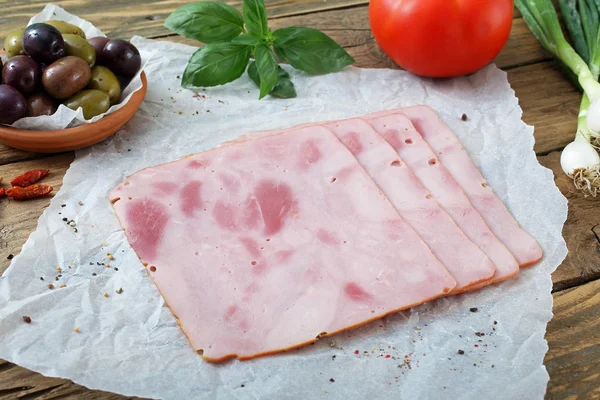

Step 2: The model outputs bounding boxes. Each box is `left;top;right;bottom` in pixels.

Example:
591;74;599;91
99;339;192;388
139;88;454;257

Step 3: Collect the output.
0;72;147;153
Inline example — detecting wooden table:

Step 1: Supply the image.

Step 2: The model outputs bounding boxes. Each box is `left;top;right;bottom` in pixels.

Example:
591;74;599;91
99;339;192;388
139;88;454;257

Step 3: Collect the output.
0;1;599;399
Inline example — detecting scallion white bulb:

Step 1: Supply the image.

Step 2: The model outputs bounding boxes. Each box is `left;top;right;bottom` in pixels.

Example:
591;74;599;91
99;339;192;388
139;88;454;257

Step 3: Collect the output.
560;139;600;175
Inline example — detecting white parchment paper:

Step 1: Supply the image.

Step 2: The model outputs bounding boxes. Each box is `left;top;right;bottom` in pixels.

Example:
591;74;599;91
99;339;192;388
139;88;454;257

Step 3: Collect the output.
1;5;148;130
0;36;568;400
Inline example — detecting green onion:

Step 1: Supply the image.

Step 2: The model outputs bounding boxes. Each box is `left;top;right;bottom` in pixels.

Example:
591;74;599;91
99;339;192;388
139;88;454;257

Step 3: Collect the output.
516;0;600;195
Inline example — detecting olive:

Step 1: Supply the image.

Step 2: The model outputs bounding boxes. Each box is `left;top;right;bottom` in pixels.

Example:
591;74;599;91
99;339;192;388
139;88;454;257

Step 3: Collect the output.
117;75;131;91
42;56;91;99
44;20;86;39
2;55;41;96
22;23;66;64
102;39;141;78
0;85;27;124
26;92;58;117
88;66;121;105
4;28;25;58
64;89;110;119
63;34;96;67
88;37;110;64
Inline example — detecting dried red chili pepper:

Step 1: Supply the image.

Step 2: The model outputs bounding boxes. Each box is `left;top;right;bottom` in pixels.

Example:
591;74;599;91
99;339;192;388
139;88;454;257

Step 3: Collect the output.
6;184;53;200
10;169;49;187
0;188;5;198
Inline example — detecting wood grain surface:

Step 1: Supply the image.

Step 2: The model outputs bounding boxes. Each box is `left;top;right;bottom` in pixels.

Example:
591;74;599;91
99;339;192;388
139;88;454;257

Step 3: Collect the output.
0;0;598;399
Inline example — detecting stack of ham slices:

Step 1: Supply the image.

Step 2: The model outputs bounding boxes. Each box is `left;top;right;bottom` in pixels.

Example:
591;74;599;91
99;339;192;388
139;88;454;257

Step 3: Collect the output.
109;105;542;363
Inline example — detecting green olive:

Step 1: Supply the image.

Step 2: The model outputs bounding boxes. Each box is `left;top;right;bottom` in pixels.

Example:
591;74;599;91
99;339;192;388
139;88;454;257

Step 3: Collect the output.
88;66;121;105
63;34;96;67
3;28;25;58
45;20;86;38
64;89;110;119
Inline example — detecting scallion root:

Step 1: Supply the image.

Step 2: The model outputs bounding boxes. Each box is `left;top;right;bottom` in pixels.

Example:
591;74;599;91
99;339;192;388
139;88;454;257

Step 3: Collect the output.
572;165;600;197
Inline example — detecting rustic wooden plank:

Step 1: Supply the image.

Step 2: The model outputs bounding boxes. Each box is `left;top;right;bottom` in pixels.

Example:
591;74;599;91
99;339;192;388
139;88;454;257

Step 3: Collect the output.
0;0;541;45
538;152;600;292
0;145;56;166
0;360;144;399
510;61;581;155
495;18;551;69
545;278;600;399
0;154;74;274
0;0;368;41
0;1;548;63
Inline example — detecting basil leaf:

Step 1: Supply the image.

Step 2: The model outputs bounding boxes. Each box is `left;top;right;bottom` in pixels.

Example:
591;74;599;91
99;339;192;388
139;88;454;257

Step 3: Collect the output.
254;44;278;98
182;43;252;88
273;26;354;74
270;71;297;98
248;62;297;98
248;61;259;82
243;0;269;38
231;33;262;46
165;2;244;43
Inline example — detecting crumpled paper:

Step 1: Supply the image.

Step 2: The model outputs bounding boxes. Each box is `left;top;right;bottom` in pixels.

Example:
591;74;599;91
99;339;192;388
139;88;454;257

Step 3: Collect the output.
1;4;148;130
0;35;567;399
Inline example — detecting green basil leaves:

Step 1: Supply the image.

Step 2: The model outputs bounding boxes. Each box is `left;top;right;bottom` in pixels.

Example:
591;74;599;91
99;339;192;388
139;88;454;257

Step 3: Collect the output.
165;3;244;44
182;43;251;88
273;26;355;74
243;0;270;38
248;61;297;98
166;0;354;99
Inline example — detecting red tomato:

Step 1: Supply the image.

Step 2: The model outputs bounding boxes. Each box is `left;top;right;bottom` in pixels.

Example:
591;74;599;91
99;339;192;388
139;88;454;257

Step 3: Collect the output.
369;0;513;77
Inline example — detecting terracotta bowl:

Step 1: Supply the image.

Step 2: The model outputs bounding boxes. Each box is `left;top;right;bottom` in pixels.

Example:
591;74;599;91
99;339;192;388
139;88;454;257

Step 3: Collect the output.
0;72;148;153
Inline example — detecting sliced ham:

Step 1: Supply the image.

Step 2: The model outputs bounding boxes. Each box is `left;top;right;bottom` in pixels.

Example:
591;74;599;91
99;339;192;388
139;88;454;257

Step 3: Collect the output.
367;106;542;267
110;125;456;362
323;119;495;292
367;113;520;285
222;119;518;286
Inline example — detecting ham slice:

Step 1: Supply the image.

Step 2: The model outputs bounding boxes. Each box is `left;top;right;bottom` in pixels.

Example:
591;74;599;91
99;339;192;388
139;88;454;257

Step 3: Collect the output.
109;125;456;362
366;114;520;285
323;119;495;292
367;106;542;267
223;117;518;286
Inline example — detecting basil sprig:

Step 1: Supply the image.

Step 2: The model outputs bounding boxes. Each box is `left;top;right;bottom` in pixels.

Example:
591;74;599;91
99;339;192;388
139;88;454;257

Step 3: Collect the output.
165;0;354;99
248;61;297;98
